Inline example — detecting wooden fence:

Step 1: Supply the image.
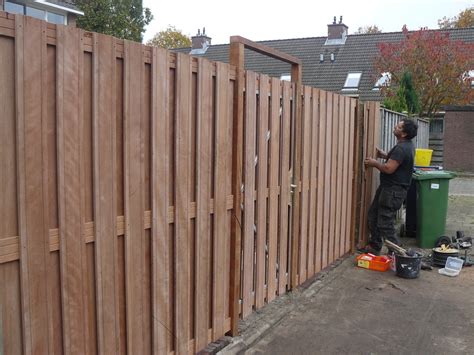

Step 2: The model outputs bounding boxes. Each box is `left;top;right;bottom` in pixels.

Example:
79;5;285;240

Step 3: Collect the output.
0;12;379;354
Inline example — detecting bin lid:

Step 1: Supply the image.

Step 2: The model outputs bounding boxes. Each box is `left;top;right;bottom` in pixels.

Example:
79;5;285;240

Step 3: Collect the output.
412;170;456;180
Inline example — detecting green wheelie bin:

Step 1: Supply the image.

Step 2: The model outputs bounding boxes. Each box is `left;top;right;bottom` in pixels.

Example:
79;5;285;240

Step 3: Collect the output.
412;170;456;248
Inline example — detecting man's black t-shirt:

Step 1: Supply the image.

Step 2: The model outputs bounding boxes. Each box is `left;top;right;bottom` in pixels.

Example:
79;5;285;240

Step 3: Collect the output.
380;140;415;188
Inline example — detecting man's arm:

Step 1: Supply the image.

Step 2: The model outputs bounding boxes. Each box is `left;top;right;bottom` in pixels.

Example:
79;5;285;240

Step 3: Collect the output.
364;158;400;174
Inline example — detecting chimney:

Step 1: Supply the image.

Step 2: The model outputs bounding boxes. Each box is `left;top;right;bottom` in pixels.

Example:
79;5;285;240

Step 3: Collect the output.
191;27;212;50
327;15;348;41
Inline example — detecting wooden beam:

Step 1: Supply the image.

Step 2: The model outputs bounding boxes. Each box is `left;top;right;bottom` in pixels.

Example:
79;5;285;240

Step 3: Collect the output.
230;36;302;66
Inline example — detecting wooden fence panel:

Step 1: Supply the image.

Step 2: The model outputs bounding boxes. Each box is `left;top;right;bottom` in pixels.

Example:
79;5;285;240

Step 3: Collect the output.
0;12;383;353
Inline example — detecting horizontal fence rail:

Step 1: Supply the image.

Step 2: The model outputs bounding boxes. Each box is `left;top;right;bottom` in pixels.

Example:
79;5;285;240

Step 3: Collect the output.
0;11;380;354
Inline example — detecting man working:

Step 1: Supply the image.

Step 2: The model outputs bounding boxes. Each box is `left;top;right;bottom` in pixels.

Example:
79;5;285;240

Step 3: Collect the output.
362;118;418;255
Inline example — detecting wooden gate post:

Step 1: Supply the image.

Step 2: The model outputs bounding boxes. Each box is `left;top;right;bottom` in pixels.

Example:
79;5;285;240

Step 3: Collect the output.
229;40;244;336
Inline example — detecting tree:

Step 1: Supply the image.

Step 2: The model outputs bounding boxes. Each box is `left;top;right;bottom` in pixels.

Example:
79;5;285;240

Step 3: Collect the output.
383;72;420;115
354;25;382;34
76;0;153;42
375;27;474;117
147;26;192;49
438;7;474;29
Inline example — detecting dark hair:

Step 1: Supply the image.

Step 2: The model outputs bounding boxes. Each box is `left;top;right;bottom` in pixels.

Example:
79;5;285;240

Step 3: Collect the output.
401;119;418;140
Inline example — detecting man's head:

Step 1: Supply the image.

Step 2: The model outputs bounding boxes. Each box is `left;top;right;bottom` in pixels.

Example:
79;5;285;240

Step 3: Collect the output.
394;119;418;140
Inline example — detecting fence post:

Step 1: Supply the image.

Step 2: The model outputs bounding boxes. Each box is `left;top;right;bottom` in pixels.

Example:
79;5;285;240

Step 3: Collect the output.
350;102;364;251
229;41;244;336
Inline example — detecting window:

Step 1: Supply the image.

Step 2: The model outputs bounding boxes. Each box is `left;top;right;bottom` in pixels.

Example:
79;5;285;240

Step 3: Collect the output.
469;70;474;88
280;74;291;82
343;72;362;90
373;72;391;90
4;1;67;25
5;1;24;14
26;6;45;20
47;12;65;25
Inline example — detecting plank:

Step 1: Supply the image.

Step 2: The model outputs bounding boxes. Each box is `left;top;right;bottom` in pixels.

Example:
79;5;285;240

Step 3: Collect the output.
124;39;146;354
335;95;345;259
340;97;349;257
0;35;17;241
255;74;269;308
347;99;357;252
242;71;257;317
213;61;230;337
194;57;212;351
307;89;319;276
278;81;292;295
321;92;332;269
266;78;281;302
56;24;88;354
92;32;120;354
290;82;303;288
174;53;192;353
15;15;50;354
328;94;339;264
0;262;23;354
315;90;326;273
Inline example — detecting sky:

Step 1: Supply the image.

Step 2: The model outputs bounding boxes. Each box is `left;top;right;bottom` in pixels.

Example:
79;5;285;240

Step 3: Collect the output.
142;0;473;45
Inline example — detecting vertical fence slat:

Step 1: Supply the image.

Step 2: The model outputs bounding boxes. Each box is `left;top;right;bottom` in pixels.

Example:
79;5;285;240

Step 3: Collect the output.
266;78;280;302
151;47;172;354
15;15;51;354
321;92;332;269
290;82;303;288
278;81;291;295
347;99;357;252
213;61;230;338
307;89;319;276
339;97;349;256
93;32;120;354
315;90;326;273
298;86;312;283
175;53;191;353
329;94;339;264
242;71;257;317
335;96;344;258
124;40;147;354
255;74;269;308
194;57;212;351
57;25;88;354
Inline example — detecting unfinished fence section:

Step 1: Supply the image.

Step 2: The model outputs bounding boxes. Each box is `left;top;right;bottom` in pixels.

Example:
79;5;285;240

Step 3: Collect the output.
0;13;234;354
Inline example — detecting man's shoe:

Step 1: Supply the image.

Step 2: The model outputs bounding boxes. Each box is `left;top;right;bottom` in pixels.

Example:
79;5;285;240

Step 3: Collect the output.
357;245;381;256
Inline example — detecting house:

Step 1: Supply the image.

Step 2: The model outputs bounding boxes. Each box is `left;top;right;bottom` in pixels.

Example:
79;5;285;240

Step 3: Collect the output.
177;18;474;102
1;0;83;26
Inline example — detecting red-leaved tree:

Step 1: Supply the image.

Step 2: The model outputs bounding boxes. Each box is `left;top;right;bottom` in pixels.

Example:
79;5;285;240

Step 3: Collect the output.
375;27;474;117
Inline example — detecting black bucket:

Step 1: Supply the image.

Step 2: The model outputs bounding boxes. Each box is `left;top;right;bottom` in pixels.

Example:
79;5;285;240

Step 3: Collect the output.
395;254;422;279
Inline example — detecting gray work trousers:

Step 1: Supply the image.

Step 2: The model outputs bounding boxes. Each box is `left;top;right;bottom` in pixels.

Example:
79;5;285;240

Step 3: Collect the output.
368;184;407;251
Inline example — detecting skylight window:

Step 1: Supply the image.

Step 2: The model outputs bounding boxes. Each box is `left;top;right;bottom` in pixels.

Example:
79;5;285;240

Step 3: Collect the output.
343;72;362;90
373;72;391;90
